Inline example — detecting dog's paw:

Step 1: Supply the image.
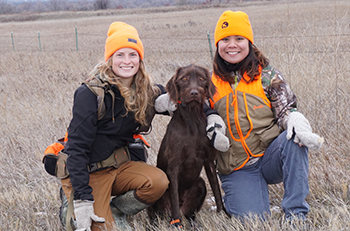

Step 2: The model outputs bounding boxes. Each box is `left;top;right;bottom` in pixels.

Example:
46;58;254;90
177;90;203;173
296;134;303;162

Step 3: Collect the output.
170;219;183;229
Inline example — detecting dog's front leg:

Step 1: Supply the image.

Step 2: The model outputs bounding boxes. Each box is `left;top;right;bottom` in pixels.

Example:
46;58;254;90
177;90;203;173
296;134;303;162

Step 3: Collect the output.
167;166;183;228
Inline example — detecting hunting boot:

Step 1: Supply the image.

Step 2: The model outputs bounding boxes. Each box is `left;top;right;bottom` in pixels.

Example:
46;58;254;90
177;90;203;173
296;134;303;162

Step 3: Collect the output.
59;187;68;227
110;190;150;230
282;214;309;231
59;187;77;229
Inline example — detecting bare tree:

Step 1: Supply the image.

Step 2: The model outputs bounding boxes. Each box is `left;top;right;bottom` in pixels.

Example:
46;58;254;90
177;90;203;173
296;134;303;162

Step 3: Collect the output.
175;0;189;6
0;0;14;14
49;0;61;11
94;0;109;10
34;0;46;13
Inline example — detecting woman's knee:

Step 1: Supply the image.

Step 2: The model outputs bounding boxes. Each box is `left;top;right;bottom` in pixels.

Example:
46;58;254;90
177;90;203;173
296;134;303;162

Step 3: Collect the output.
131;163;169;203
153;167;169;188
220;169;270;217
144;167;169;200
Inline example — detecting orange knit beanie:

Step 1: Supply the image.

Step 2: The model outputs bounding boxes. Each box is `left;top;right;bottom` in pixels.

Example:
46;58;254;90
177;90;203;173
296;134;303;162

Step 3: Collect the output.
104;22;144;61
214;11;254;46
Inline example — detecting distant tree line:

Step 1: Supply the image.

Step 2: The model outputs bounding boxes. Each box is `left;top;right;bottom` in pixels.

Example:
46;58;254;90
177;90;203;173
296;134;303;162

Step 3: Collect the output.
0;0;247;14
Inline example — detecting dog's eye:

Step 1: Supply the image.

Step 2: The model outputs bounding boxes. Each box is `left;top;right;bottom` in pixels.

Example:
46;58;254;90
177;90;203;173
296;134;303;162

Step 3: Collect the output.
198;76;205;81
181;76;189;81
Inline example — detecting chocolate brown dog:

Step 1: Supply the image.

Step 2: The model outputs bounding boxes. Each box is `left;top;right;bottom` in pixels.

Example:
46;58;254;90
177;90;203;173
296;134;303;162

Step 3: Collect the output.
147;64;225;228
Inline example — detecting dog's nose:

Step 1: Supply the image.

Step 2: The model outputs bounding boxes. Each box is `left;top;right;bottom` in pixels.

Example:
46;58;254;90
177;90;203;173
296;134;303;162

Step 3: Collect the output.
190;89;199;97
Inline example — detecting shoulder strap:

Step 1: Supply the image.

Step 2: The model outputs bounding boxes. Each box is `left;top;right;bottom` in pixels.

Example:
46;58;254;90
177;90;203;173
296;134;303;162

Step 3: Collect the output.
83;76;115;121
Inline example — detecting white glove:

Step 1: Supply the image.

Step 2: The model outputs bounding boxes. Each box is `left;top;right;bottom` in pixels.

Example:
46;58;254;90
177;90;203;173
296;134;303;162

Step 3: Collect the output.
286;111;324;150
154;93;177;116
73;200;105;231
206;114;230;152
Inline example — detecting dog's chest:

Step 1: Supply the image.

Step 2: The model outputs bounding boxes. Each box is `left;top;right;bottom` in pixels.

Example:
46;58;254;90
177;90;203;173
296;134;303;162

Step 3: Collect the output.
177;133;211;176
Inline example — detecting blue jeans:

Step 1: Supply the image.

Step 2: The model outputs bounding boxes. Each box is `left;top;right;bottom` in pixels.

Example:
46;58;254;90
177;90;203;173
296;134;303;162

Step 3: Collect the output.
219;131;309;219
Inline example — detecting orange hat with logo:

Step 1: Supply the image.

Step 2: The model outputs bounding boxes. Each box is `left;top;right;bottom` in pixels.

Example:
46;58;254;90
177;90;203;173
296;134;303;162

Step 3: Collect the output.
214;11;254;46
104;22;144;61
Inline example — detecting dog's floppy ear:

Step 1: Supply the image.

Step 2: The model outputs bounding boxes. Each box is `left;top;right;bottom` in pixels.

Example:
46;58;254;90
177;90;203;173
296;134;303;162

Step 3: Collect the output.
166;67;182;103
204;68;217;101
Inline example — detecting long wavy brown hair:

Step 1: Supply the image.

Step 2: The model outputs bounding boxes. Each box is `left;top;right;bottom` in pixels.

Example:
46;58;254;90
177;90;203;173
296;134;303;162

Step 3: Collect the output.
87;58;160;125
213;42;269;84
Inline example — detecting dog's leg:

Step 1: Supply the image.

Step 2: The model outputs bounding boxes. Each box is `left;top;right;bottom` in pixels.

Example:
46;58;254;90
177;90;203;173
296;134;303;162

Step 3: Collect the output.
167;166;183;228
180;177;207;221
204;160;225;213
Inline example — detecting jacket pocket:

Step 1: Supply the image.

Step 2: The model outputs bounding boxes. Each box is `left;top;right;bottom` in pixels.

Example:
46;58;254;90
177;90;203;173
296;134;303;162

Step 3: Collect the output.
256;123;281;149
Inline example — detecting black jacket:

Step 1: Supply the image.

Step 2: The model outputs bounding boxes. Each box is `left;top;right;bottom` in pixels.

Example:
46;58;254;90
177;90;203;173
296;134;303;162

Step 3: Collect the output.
65;82;161;200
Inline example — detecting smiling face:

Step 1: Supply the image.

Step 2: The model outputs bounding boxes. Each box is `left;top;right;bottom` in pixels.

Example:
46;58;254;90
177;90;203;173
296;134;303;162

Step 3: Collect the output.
217;35;249;64
111;47;140;86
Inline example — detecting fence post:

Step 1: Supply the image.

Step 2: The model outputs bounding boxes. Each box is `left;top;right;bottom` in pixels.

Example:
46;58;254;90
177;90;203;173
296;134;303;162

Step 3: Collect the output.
11;32;15;51
38;31;41;51
75;26;78;51
207;30;213;60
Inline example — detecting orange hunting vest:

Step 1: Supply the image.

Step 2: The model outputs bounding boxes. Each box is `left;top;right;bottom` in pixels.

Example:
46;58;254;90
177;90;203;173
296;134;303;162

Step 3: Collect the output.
210;70;281;174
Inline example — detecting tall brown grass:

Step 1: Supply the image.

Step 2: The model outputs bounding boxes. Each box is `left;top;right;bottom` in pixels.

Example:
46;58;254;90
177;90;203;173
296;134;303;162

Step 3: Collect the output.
0;0;349;230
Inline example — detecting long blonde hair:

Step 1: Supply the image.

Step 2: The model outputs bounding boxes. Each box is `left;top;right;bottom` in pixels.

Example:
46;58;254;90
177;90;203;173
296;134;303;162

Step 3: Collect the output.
87;58;159;125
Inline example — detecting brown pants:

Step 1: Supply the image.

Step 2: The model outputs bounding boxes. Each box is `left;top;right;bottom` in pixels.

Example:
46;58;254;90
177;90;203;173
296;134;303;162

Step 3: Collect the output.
61;161;169;231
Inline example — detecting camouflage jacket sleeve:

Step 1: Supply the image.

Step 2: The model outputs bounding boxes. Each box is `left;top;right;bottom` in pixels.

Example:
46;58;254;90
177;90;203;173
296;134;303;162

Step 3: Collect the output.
261;65;297;130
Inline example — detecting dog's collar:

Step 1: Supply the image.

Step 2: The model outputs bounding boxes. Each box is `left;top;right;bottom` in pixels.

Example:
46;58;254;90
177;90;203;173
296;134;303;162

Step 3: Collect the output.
178;100;186;107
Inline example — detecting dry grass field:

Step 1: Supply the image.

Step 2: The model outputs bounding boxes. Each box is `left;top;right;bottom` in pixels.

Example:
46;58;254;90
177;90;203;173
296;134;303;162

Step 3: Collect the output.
0;0;350;230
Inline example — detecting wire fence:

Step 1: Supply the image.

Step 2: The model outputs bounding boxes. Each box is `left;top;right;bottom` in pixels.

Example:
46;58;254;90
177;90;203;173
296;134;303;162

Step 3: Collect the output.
1;28;349;54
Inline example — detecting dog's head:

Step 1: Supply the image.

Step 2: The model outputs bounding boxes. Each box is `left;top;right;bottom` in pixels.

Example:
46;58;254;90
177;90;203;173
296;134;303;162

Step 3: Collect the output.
166;64;216;106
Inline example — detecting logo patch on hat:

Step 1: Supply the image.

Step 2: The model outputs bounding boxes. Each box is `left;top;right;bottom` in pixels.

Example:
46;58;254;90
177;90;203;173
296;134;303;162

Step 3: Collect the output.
128;38;137;44
222;21;229;29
